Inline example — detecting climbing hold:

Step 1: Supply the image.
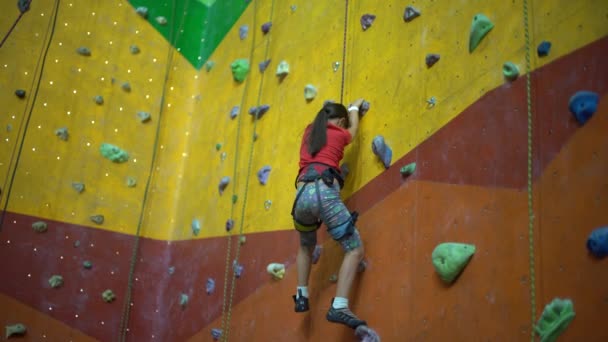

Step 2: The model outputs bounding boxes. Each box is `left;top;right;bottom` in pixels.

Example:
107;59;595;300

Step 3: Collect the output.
83;260;92;269
537;41;551;57
220;152;227;161
248;104;270;119
357;259;367;273
257;165;272;185
427;96;437;108
137;111;151;123
432;242;476;284
102;289;116;303
403;5;421;22
192;218;201;236
400;162;416;176
304;84;318;101
233;260;244;278
239;236;246;245
261;22;272;34
360;100;371;116
312;245;322;264
535;298;575;342
502;62;519;81
179;293;189;307
206;278;216;294
55;127;69;141
372;135;392;169
121;82;131;92
267;263;286;280
568;91;599;125
17;0;30;13
329;274;338;283
355;325;381;342
211;328;222;341
135;6;148;18
425;53;440;68
231;194;238;204
264;200;272;210
73;240;80;247
340;163;350;178
276;60;290;78
332;61;340;72
72;182;85;193
290;5;297;12
360;14;376;31
94;95;104;105
126;177;137;187
231;59;250;82
259;59;271;73
48;275;63;288
100;143;129;163
230;105;239;119
205;60;215;72
32;221;48;233
76;47;91;56
129;45;140;54
218;176;230;195
5;323;26;339
586;226;608;258
469;14;494;53
215;143;222;151
239;25;249;40
90;215;104;225
225;219;234;232
156;16;167;25
168;266;175;275
14;89;26;98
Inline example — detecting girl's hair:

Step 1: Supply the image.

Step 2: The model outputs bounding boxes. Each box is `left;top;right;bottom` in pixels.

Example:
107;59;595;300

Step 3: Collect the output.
307;102;349;156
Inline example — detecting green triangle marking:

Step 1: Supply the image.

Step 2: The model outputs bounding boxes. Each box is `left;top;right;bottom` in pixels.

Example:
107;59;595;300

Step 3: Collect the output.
128;0;249;70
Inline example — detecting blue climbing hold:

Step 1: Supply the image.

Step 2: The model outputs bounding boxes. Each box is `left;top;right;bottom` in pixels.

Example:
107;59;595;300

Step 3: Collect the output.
249;104;270;119
372;135;392;169
537;41;551;57
218;176;230;195
587;226;608;258
568;91;599;125
257;165;271;185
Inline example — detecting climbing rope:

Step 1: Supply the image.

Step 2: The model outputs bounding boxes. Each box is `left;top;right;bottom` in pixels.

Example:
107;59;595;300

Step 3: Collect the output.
118;0;183;340
0;0;59;230
522;0;536;340
339;0;349;103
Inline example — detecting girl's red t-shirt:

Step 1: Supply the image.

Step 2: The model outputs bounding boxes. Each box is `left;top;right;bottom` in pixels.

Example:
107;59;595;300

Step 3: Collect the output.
297;123;352;178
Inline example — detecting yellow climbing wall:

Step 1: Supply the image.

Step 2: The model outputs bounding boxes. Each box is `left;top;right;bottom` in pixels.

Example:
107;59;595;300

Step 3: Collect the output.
1;0;607;242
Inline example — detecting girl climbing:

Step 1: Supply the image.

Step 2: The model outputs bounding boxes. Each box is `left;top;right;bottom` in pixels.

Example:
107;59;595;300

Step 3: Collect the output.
291;99;367;330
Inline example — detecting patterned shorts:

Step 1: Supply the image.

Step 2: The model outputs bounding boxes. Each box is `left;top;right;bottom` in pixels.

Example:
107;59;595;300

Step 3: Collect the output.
292;180;362;252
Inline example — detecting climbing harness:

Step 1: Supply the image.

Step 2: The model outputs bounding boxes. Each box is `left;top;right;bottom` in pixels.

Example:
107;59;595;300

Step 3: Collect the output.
523;0;537;340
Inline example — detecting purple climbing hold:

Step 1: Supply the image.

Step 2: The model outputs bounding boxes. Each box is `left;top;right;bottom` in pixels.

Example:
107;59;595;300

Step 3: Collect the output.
261;22;272;34
360;100;371;116
372;135;392;169
257;165;272;185
248;104;270;119
230;106;239;119
226;219;234;232
403;5;421;22
239;25;249;40
233;260;244;278
259;59;271;73
218;176;230;195
312;245;322;264
426;53;440;68
360;14;376;31
587;226;608;258
340;163;350;179
206;278;216;295
211;328;222;340
568;90;599;125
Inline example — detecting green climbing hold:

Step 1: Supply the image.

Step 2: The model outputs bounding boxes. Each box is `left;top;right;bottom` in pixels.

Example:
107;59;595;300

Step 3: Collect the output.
100;143;129;163
32;221;48;233
5;323;27;339
535;298;575;342
83;260;93;269
432;242;475;283
231;59;250;82
126;177;137;187
502;62;519;81
215;143;222;151
102;289;116;303
232;194;238;204
469;14;494;53
400;162;417;176
48;275;64;288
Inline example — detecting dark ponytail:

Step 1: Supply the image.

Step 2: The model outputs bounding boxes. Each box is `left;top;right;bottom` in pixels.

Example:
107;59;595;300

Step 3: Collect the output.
307;103;348;156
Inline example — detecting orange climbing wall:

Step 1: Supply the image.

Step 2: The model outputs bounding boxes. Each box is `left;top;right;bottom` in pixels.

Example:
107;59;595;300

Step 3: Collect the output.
0;0;607;341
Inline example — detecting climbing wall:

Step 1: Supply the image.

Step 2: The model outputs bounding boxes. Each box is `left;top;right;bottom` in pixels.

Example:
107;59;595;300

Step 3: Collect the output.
0;0;607;341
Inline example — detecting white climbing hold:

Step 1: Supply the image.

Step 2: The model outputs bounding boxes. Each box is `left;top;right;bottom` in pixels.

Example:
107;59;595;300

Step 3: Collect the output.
304;84;317;100
266;263;285;279
276;60;290;77
156;16;167;25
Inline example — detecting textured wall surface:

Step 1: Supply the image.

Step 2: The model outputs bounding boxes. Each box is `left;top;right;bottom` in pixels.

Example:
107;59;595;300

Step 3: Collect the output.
0;0;607;341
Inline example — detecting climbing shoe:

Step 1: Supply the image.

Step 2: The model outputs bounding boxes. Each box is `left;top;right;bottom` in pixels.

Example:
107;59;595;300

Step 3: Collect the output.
293;290;309;312
326;300;367;329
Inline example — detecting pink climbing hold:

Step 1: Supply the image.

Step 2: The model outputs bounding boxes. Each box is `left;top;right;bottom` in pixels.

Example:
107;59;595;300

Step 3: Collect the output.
360;14;376;31
355;325;381;342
